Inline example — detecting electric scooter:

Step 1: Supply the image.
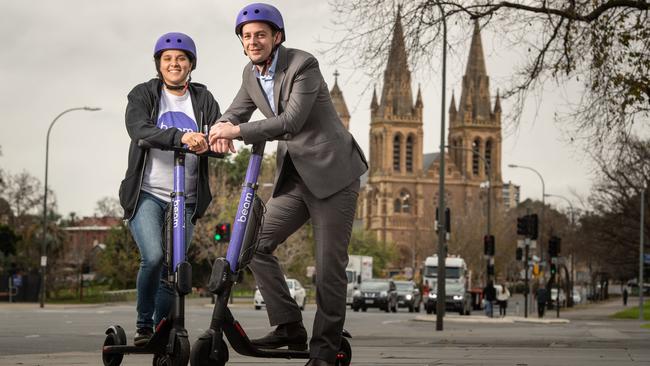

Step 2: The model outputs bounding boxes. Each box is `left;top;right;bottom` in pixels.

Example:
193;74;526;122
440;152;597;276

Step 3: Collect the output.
189;142;352;366
102;136;223;366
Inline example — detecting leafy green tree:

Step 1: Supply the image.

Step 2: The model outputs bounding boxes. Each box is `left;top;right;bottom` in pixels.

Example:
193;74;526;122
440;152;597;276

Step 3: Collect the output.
95;223;139;289
348;229;398;277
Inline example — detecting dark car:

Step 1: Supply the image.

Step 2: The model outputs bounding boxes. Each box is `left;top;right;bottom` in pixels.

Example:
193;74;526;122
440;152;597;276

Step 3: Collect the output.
395;280;422;312
351;279;398;312
425;282;472;315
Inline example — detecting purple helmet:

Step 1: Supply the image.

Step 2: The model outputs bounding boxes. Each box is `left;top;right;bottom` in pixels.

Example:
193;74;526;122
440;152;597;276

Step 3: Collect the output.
154;32;197;70
235;3;285;42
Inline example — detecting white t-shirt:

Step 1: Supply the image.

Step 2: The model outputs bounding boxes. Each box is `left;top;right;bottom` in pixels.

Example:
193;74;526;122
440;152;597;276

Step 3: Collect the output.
141;88;199;203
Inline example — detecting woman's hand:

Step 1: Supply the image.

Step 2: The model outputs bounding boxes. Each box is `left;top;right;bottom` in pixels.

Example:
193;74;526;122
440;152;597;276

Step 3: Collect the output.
181;132;208;154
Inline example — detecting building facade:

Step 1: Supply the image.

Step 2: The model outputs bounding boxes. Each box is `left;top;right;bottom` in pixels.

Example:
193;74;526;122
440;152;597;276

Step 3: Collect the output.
335;16;505;270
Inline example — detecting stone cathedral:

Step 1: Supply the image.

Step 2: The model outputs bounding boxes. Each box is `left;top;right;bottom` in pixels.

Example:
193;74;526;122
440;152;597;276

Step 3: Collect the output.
330;16;504;271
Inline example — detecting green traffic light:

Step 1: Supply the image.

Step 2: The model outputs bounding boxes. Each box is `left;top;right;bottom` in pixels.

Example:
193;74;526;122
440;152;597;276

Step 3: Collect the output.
215;234;222;241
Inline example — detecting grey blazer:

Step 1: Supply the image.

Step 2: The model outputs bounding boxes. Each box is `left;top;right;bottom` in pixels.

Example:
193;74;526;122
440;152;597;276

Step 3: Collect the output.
220;46;368;199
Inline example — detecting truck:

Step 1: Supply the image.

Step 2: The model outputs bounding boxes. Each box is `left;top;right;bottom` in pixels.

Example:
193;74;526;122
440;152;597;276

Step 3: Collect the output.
422;255;472;315
346;255;373;306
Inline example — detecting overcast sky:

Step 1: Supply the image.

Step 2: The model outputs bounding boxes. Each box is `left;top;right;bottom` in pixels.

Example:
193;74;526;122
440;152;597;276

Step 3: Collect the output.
0;0;623;218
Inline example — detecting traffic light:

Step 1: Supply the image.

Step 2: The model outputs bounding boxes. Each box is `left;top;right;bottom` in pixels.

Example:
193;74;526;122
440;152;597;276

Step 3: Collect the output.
516;247;523;261
516;214;539;239
548;236;561;258
435;208;451;233
214;223;231;243
528;214;539;240
483;235;495;256
550;263;557;276
516;216;528;236
487;263;495;276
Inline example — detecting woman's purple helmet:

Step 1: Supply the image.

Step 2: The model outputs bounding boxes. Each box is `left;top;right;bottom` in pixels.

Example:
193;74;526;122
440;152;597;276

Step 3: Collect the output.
154;32;197;70
235;3;285;42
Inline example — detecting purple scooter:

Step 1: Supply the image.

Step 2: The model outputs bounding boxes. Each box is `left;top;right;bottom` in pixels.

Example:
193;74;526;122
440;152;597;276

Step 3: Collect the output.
102;135;223;366
189;142;352;366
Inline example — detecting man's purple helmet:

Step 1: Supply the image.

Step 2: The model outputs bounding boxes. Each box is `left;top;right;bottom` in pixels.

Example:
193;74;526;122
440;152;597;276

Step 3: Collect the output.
235;3;285;42
154;32;197;70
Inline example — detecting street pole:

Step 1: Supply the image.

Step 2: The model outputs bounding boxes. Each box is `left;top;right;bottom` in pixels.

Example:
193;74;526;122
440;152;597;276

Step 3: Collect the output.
435;1;447;332
509;165;545;260
640;186;645;321
524;238;529;318
40;106;100;308
545;193;575;310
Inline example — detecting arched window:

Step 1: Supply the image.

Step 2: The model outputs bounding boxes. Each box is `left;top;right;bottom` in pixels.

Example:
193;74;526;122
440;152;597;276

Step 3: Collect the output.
394;198;401;213
400;190;412;213
406;135;414;172
393;134;402;172
485;139;492;176
472;138;481;176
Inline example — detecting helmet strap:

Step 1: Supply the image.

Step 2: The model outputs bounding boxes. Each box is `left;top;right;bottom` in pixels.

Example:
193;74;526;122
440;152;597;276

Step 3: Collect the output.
162;75;191;92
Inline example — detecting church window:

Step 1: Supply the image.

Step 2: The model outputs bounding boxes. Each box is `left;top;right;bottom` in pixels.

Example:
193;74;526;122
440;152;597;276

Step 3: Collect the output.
472;138;480;176
485;139;492;176
406;135;414;172
400;190;412;214
394;199;401;213
393;134;401;172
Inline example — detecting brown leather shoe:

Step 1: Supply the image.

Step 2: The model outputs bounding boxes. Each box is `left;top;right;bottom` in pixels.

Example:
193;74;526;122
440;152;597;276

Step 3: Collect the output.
251;321;307;351
305;358;334;366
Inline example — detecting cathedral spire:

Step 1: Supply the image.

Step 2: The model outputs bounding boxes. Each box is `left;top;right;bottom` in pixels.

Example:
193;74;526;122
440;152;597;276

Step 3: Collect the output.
329;69;351;129
494;89;502;113
379;8;413;117
371;85;379;111
414;84;423;108
458;19;492;123
449;90;457;114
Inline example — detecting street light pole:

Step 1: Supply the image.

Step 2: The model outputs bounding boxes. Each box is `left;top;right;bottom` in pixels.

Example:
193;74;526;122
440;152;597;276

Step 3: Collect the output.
40;106;101;308
545;193;575;310
435;0;448;332
640;186;645;321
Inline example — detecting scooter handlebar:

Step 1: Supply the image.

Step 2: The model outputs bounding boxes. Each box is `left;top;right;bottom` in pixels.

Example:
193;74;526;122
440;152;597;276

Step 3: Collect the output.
137;139;225;159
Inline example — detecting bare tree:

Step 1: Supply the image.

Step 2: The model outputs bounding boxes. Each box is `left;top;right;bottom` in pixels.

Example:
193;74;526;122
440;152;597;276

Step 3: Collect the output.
94;196;123;218
329;0;649;153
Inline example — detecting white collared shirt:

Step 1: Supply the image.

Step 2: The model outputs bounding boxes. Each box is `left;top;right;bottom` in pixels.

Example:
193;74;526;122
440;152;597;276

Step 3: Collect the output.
252;51;279;115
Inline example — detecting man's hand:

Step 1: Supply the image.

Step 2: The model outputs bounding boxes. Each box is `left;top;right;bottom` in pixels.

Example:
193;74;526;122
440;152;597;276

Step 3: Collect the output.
209;122;238;153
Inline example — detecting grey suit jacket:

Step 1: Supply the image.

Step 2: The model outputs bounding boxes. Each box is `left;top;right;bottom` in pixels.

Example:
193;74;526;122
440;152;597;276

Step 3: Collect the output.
220;46;368;199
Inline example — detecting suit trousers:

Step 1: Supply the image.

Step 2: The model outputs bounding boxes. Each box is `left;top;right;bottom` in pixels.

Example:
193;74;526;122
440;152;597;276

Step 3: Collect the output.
248;168;360;362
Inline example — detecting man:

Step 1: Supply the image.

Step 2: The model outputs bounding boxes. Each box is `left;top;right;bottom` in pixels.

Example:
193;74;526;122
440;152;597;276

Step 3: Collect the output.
536;283;548;318
209;4;367;365
483;280;496;318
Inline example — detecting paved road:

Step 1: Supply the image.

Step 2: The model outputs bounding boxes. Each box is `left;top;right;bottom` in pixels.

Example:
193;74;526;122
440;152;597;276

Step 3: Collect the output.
0;297;648;365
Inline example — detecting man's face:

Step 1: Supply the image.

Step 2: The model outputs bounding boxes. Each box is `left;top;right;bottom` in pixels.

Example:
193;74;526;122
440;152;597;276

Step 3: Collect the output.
241;22;281;64
159;50;192;86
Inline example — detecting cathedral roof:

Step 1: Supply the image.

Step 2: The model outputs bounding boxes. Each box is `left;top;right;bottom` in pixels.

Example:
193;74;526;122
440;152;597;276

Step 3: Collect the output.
378;9;414;117
423;152;440;171
329;70;350;119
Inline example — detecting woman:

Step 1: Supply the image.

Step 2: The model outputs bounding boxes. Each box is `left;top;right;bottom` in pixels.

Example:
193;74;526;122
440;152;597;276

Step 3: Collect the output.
119;32;220;346
496;283;510;317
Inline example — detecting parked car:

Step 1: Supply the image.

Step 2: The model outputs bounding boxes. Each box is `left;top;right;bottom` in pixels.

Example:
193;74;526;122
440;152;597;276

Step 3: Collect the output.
395;280;422;312
351;279;398;312
254;278;307;310
549;288;567;308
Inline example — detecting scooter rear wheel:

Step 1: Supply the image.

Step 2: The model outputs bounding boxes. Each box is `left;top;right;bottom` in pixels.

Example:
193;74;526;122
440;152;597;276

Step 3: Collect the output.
189;337;229;366
153;337;190;366
102;328;126;366
335;337;352;366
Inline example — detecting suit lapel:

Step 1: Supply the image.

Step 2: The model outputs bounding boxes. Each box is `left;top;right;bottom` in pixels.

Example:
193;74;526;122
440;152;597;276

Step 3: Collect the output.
273;46;288;114
245;63;275;118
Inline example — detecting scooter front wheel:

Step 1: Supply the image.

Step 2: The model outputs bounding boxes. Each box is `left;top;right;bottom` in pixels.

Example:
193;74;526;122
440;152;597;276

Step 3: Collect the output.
335;337;352;366
153;337;190;366
189;336;228;366
102;327;126;366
